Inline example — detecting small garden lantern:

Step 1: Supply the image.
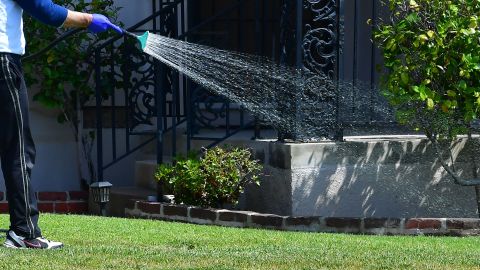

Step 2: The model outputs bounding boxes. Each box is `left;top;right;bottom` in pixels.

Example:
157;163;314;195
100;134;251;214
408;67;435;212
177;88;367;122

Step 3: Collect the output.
90;181;113;216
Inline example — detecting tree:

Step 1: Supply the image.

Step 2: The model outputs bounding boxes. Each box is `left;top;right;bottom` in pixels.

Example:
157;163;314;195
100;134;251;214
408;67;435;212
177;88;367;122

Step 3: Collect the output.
23;0;121;189
375;0;480;216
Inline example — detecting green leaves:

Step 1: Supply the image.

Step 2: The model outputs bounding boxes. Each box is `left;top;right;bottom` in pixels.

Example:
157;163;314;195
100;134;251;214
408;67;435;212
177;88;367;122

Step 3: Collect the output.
409;0;420;9
23;0;122;125
469;16;478;28
155;146;263;208
376;0;480;137
447;90;457;97
448;3;459;14
400;72;409;85
426;30;435;38
427;98;434;109
405;12;420;23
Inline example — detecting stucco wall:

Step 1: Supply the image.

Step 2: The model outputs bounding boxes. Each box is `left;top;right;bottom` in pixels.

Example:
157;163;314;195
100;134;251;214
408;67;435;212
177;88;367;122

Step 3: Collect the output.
0;111;80;192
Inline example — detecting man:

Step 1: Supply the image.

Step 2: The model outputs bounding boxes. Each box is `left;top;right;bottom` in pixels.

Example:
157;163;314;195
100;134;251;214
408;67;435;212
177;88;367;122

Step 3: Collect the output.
0;0;122;249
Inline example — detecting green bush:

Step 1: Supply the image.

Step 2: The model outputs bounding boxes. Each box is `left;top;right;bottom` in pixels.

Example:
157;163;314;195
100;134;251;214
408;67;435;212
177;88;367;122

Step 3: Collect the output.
155;147;263;208
375;0;480;191
375;0;480;138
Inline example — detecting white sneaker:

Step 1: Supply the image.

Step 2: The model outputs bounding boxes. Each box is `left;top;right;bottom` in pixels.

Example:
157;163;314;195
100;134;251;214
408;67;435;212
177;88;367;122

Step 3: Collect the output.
4;230;63;249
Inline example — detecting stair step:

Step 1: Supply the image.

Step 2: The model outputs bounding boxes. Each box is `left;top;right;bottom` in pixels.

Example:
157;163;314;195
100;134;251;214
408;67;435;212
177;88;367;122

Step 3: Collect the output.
134;158;172;190
140;128;278;156
107;186;156;217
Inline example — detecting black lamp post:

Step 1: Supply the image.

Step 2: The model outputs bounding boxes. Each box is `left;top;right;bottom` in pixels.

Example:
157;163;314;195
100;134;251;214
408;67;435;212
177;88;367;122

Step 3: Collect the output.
90;181;112;216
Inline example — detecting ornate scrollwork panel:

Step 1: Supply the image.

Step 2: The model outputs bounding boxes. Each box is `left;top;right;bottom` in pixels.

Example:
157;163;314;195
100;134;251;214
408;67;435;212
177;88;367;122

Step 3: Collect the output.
124;1;177;130
303;0;337;78
302;0;339;139
124;43;156;129
158;3;177;124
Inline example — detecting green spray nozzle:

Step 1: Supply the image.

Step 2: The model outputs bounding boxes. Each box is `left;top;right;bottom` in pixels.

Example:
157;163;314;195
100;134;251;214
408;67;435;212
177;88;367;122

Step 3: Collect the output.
124;30;149;51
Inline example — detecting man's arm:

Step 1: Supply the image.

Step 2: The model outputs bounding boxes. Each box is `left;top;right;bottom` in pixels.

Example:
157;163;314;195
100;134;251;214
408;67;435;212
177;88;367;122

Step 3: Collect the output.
13;0;121;33
63;10;92;28
13;0;69;27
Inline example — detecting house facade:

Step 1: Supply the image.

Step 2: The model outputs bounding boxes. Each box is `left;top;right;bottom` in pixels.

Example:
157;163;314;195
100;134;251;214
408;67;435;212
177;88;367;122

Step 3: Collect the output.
1;0;477;218
0;0;402;191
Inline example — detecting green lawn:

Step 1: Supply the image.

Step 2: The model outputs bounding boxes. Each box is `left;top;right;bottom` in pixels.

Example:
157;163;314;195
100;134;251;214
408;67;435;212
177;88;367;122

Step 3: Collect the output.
0;214;479;270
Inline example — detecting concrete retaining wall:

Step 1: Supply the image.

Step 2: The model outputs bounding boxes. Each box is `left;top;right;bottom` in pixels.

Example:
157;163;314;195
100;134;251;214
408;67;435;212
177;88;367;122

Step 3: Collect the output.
238;136;479;218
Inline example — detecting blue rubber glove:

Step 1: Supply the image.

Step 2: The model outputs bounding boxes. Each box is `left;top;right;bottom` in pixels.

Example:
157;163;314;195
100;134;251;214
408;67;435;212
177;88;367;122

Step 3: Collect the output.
88;14;123;34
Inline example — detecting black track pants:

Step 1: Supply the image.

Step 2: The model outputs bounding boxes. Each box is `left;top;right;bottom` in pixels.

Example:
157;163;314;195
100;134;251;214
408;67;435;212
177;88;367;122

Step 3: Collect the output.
0;53;41;239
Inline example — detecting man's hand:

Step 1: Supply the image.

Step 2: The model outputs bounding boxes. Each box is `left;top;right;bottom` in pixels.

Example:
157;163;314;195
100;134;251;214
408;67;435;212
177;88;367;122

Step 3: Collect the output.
87;14;123;34
63;12;122;34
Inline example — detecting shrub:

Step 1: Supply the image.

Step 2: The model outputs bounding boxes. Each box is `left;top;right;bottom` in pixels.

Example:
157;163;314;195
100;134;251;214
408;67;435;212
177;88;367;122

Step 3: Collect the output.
375;0;480;210
155;147;263;208
375;0;480;137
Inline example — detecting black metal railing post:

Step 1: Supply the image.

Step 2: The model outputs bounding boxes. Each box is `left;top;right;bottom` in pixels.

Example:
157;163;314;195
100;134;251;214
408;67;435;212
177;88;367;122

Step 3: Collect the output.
295;0;303;69
110;44;117;160
369;0;377;124
186;82;192;152
171;2;179;159
253;0;262;140
335;0;344;141
278;0;294;141
122;38;131;153
95;49;103;183
155;60;164;165
352;0;358;114
294;0;303;141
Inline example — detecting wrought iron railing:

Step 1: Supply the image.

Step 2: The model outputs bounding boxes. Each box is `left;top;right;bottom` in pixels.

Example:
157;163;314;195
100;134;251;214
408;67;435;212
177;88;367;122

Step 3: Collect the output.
93;0;262;183
92;0;394;183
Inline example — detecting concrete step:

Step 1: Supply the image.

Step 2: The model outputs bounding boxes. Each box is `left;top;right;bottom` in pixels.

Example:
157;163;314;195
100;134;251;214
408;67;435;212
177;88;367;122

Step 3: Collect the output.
90;186;157;217
141;128;278;157
134;158;172;190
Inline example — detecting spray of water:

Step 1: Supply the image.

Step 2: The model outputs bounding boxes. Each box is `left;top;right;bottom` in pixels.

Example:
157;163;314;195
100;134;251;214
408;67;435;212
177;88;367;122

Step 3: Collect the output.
143;33;393;141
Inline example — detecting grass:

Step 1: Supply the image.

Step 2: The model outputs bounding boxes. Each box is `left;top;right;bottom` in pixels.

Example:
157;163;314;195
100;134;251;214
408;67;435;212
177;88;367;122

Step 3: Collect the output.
0;214;479;270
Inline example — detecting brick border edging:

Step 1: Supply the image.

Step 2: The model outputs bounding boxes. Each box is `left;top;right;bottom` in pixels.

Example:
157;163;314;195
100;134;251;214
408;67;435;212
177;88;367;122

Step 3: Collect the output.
125;201;480;236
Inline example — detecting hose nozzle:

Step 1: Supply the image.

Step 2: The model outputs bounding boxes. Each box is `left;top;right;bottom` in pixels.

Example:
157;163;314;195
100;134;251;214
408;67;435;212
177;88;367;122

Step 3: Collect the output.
123;30;149;51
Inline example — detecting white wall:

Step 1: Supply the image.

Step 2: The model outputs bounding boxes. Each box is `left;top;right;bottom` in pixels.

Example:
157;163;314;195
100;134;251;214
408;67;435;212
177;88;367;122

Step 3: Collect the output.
0;109;81;192
115;0;153;29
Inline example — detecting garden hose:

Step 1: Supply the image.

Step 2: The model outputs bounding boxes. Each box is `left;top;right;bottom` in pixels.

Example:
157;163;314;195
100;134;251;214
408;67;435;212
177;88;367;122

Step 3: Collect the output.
22;28;84;62
22;28;148;63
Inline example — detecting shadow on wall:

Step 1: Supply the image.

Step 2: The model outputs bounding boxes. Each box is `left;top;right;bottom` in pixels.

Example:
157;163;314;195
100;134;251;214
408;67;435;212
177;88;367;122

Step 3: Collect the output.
242;137;478;218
